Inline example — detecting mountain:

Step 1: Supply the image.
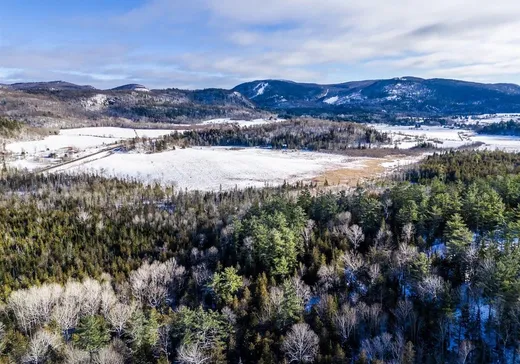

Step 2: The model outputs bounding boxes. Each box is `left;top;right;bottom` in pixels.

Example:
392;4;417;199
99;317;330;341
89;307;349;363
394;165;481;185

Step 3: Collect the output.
111;84;150;92
233;77;520;116
8;81;96;91
0;84;261;127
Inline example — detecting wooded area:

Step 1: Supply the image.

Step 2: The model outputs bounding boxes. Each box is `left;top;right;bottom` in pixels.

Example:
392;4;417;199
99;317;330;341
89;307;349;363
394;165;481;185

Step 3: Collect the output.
1;150;520;363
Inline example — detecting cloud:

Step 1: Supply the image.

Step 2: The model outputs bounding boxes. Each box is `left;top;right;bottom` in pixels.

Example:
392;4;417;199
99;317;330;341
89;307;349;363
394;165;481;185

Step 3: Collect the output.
2;0;520;88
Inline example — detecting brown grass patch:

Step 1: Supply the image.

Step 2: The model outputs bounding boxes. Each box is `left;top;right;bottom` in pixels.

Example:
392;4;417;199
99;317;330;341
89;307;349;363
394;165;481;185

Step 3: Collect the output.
312;159;385;187
312;154;418;187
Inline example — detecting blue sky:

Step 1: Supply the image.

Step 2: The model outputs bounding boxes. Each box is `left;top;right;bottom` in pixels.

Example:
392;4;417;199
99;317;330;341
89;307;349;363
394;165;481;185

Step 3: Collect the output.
1;0;520;89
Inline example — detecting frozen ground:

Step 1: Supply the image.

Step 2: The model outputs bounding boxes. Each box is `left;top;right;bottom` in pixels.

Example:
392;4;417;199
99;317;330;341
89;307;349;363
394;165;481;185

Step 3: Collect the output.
373;124;520;151
59;127;176;139
452;113;520;125
7;123;520;192
200;118;284;127
50;147;367;191
6;127;178;156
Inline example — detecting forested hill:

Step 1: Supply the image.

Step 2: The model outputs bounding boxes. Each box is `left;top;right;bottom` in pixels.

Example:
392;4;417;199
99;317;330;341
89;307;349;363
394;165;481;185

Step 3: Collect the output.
2;150;520;362
233;77;520;117
130;119;390;153
4;77;520;129
477;120;520;136
0;82;263;127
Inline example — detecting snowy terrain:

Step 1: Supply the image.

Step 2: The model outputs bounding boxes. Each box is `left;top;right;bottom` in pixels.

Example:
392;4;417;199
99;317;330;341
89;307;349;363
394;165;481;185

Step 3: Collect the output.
373;124;520;151
200;117;284;127
324;96;339;105
252;82;268;98
51;147;368;191
452;113;520;125
5;128;178;156
7;122;520;192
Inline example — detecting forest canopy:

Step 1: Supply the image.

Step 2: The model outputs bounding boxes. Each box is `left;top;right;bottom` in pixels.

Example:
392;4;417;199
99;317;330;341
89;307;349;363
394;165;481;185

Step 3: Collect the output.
0;150;520;363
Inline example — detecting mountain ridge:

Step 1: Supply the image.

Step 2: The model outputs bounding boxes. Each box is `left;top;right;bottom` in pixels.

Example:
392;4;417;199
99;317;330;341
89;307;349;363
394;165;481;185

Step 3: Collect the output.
4;76;520;125
233;77;520;116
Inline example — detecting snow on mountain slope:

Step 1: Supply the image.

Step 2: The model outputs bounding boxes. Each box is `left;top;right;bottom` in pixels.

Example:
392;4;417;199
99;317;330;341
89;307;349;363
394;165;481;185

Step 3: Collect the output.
233;77;520;116
324;96;339;105
252;82;269;98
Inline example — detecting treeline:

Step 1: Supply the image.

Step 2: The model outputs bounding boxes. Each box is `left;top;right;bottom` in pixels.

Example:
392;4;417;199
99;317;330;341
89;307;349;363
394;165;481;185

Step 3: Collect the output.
477;120;520;136
404;150;520;183
2;151;520;362
0;117;21;137
127;119;390;153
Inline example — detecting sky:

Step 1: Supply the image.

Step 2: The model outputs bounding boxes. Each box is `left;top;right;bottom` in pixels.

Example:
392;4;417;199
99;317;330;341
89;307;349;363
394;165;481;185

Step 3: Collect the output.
1;0;520;89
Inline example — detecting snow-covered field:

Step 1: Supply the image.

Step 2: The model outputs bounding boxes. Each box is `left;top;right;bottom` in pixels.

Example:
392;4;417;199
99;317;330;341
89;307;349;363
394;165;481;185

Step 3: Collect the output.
373;124;520;151
5;128;179;156
200;117;284;127
7;122;520;192
51;147;368;191
59;127;177;139
452;113;520;125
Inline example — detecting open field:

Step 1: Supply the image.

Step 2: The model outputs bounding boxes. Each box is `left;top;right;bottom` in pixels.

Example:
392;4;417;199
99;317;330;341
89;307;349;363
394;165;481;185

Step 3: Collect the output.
374;124;520;151
6;122;520;191
49;147;414;191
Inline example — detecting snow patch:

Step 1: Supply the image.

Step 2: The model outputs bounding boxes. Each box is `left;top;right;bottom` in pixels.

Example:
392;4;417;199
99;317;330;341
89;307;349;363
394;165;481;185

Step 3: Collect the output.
83;94;108;111
324;96;339;105
252;82;268;97
53;147;366;191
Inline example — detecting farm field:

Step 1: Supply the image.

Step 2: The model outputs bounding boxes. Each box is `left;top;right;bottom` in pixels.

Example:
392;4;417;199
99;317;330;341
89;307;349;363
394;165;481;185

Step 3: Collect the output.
374;124;520;151
51;147;409;191
6;122;520;191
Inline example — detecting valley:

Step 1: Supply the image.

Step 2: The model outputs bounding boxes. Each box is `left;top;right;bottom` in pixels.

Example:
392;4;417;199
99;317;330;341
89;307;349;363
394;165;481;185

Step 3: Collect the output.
5;118;520;191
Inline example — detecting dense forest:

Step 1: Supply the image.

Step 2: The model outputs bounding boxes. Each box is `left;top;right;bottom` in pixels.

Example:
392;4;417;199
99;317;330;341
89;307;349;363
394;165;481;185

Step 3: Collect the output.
477;121;520;136
126;119;390;153
1;150;520;363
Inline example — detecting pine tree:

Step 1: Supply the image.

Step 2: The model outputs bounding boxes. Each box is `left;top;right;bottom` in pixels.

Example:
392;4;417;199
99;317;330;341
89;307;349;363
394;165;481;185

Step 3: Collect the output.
445;213;473;258
73;315;110;354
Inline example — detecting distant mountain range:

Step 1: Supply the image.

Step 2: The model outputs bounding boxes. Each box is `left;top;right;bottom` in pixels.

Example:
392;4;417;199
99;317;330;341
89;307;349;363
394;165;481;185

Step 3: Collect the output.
233;77;520;116
2;77;520;126
0;81;260;127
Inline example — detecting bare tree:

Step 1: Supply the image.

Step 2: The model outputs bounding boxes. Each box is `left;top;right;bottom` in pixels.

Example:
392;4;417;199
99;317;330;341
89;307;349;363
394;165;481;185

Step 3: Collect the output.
22;329;61;364
0;322;5;353
302;219;316;247
361;333;393;361
346;224;364;250
317;264;340;292
282;323;319;363
63;345;90;364
192;263;212;291
458;340;474;364
105;302;136;337
392;300;413;332
130;258;185;308
368;263;381;285
99;282;117;317
291;276;311;307
333;304;358;343
401;223;415;245
157;324;173;363
52;300;80;342
340;250;364;288
367;303;383;334
261;286;284;323
177;342;210;364
94;343;125;364
8;284;62;333
417;275;445;302
80;278;102;316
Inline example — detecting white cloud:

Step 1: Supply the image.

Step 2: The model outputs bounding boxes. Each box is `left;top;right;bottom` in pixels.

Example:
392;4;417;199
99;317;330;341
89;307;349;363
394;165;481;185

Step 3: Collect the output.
2;0;520;88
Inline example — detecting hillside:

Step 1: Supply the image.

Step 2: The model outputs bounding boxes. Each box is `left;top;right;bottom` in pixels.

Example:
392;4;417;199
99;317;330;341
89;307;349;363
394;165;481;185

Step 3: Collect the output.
233;77;520;116
0;81;262;127
5;77;520;128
